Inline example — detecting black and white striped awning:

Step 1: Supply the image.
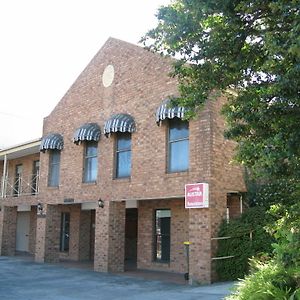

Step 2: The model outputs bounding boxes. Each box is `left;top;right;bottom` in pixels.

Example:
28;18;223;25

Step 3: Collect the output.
73;123;101;144
40;133;64;152
156;99;186;124
104;114;136;137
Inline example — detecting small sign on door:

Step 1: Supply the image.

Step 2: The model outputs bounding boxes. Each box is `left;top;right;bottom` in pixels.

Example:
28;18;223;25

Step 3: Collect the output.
185;183;209;208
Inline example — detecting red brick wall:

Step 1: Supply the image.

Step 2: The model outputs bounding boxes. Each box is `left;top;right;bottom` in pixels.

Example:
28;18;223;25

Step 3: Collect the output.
137;199;189;273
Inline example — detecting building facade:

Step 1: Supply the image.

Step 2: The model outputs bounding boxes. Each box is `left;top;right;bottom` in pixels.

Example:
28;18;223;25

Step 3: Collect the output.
0;38;245;284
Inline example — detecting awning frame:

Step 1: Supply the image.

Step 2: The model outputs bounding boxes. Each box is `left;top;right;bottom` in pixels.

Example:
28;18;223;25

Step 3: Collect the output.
104;113;136;137
73;123;101;145
156;98;186;125
40;133;64;152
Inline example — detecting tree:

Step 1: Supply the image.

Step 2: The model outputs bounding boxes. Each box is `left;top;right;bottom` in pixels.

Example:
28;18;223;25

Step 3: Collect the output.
142;0;300;180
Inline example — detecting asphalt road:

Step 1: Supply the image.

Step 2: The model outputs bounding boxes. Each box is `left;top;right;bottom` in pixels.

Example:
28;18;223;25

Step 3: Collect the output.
0;256;234;300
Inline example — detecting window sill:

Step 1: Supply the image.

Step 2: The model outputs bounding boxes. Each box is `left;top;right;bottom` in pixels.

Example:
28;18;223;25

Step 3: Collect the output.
47;186;59;189
113;177;131;182
165;170;189;178
82;181;97;186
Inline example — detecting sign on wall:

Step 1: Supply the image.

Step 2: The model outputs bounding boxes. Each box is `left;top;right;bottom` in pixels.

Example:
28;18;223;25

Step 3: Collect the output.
185;183;209;208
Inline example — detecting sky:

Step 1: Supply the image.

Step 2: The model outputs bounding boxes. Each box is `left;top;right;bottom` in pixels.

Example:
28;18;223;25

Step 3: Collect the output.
0;0;171;149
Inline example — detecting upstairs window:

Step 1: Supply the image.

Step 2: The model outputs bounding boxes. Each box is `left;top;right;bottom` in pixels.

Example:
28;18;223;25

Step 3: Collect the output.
48;150;60;187
168;118;189;173
115;133;131;178
83;142;98;183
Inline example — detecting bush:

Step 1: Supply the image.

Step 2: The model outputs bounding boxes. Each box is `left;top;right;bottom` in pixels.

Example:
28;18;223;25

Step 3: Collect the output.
226;201;300;299
216;206;274;281
226;259;300;300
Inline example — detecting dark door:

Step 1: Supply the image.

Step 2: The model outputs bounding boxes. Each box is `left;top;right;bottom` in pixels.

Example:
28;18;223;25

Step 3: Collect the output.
125;208;138;268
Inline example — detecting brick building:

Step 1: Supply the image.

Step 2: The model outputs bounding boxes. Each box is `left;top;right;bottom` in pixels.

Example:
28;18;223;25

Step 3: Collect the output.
0;38;245;284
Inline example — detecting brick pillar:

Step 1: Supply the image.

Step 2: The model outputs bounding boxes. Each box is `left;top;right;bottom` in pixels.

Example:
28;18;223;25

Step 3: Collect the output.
0;206;17;256
35;204;60;263
94;201;125;272
188;208;212;284
79;210;92;261
29;207;37;255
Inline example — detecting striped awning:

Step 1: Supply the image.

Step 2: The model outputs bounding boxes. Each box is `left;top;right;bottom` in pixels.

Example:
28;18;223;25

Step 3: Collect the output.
73;123;101;144
156;98;186;124
104;114;136;137
40;133;64;152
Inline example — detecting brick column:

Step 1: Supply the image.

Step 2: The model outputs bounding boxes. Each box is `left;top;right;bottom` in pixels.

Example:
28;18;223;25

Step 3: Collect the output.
35;204;60;263
94;201;125;272
0;206;17;256
188;208;212;284
29;207;37;255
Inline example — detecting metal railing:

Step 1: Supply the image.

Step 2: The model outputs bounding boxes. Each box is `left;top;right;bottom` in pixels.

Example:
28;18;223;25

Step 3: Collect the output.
211;231;254;261
0;174;39;197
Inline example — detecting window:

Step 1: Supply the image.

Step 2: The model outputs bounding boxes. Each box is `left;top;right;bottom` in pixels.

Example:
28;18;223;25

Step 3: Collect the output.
31;160;40;195
13;164;23;196
115;133;131;178
83;142;98;183
154;209;171;262
48;150;60;187
60;212;70;252
168;118;189;173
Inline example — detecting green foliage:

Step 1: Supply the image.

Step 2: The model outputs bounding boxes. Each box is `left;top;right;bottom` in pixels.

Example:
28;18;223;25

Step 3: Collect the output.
226;260;300;300
216;206;274;280
142;0;300;180
227;202;300;299
246;177;299;208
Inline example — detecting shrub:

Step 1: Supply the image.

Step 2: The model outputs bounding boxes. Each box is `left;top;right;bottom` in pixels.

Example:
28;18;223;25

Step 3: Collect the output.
216;206;274;281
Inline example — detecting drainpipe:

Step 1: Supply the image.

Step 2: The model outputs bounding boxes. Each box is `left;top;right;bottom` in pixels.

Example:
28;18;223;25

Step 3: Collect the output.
1;154;7;198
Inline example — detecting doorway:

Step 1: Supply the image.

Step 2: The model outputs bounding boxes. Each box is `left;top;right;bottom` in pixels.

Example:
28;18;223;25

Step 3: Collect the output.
125;208;138;270
16;212;30;252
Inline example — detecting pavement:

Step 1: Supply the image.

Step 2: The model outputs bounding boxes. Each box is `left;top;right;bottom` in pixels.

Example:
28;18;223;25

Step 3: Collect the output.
0;256;235;300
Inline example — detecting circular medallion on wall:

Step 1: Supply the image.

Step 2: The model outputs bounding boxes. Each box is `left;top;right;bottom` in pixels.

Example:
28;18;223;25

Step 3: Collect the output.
102;64;114;87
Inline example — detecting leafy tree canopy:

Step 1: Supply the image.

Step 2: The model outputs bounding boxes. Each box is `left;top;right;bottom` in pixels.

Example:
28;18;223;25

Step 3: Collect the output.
142;0;300;179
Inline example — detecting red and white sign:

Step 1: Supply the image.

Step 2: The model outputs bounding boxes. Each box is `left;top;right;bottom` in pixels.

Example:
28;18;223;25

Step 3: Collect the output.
185;183;209;208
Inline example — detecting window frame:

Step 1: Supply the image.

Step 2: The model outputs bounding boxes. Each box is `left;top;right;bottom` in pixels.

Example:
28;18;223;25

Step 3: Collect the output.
153;209;171;263
83;141;98;183
167;118;189;173
48;150;61;187
114;132;132;179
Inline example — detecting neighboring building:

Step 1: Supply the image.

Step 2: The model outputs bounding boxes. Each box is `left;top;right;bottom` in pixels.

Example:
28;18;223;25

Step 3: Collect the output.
0;38;245;284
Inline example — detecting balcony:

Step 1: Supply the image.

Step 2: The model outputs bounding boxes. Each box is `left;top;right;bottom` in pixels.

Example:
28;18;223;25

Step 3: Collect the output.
0;174;39;198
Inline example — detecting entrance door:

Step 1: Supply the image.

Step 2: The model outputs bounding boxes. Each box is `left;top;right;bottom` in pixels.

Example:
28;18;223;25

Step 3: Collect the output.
125;208;138;269
16;212;30;252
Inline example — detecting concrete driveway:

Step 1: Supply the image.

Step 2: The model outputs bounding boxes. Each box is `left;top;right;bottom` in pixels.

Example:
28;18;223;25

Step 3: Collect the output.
0;256;234;300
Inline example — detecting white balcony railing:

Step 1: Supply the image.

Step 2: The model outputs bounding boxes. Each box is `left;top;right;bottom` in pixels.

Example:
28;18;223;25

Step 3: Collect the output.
0;174;39;198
